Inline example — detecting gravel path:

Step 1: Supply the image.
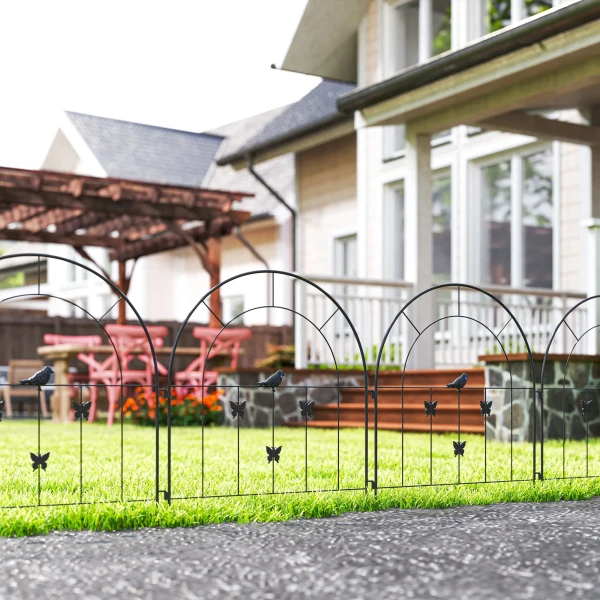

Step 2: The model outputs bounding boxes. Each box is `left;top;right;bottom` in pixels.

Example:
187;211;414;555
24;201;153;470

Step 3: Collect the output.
1;498;600;599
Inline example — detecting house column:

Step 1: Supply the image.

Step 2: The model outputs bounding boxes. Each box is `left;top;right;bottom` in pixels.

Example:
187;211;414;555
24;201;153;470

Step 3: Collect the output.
583;106;600;354
405;124;435;369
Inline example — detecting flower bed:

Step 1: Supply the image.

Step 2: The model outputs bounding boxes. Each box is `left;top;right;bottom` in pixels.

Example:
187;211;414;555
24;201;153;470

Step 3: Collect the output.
123;387;223;426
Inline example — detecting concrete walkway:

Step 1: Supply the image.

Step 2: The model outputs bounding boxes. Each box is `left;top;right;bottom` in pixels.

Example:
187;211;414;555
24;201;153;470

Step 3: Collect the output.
1;498;600;599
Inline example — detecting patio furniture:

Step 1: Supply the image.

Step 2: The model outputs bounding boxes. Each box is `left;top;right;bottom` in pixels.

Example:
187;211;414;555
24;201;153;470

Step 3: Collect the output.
78;324;169;426
43;334;103;420
37;343;200;423
4;359;49;419
174;327;252;398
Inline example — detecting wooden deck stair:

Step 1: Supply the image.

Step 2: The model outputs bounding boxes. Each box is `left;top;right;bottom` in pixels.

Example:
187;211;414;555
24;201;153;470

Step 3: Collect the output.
285;368;486;433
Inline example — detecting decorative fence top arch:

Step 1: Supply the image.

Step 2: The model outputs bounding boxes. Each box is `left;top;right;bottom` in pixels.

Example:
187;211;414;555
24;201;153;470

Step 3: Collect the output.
541;294;600;479
373;283;538;488
166;269;370;499
0;253;163;502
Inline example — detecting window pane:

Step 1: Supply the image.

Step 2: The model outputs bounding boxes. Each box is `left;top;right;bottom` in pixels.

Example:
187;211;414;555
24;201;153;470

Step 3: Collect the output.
383;125;406;159
481;160;511;285
392;0;419;72
522;148;553;289
432;0;452;55
524;0;553;17
433;172;451;282
485;0;511;33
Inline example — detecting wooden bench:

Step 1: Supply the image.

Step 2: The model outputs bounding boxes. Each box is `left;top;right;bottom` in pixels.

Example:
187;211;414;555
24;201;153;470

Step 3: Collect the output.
4;359;49;418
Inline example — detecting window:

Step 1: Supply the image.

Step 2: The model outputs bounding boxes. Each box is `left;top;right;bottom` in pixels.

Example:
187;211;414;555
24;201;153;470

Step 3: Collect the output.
432;0;452;56
521;149;553;288
478;147;554;289
432;171;452;283
384;185;405;282
388;0;420;75
223;296;244;325
523;0;553;18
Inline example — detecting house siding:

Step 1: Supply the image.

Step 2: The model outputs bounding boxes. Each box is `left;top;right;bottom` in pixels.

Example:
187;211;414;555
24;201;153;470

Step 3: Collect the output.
297;134;357;275
365;0;380;85
559;141;582;291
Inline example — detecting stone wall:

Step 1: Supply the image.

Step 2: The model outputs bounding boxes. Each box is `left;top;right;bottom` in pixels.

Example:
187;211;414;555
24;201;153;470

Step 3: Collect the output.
217;370;362;428
482;354;600;443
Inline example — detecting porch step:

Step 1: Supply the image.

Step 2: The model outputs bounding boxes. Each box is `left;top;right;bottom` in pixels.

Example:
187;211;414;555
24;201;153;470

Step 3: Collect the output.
284;367;487;434
312;401;484;431
285;420;484;434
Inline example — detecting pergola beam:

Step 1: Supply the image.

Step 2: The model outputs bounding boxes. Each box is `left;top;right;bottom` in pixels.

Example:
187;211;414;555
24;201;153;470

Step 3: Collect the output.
0;227;123;248
473;111;600;147
0;189;228;222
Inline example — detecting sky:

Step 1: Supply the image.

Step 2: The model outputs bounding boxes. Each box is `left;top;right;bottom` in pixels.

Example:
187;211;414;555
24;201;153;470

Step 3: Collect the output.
0;0;320;168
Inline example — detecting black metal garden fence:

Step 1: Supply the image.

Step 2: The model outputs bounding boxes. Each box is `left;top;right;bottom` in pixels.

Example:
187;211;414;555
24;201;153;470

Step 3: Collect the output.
0;254;596;509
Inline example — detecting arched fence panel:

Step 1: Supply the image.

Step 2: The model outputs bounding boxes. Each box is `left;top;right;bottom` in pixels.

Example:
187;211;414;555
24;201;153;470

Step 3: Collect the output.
541;295;600;481
373;284;538;493
0;253;162;508
166;270;370;502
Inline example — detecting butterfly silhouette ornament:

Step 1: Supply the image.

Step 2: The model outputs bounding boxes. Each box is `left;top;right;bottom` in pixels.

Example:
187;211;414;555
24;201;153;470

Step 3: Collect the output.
72;401;92;421
230;401;246;419
480;399;493;416
424;400;437;417
453;441;466;457
266;446;282;463
31;452;50;471
300;400;315;420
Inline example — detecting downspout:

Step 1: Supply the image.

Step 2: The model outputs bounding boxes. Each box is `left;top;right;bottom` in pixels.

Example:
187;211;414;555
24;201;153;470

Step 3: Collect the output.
246;156;297;274
246;155;297;340
234;224;272;324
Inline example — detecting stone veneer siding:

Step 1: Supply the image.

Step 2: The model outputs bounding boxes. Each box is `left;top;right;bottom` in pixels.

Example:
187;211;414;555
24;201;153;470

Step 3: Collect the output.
482;354;600;443
216;370;363;428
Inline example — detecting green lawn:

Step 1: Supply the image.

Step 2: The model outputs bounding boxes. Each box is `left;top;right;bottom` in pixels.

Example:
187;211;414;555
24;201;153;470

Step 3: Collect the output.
0;421;598;536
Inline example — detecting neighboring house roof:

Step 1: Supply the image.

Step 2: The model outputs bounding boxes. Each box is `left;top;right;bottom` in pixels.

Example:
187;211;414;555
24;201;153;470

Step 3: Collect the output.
217;79;356;166
65;111;223;187
205;106;294;219
337;1;600;114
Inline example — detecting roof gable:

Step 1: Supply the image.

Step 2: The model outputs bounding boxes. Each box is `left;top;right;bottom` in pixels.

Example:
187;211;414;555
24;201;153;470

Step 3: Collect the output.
65;111;223;187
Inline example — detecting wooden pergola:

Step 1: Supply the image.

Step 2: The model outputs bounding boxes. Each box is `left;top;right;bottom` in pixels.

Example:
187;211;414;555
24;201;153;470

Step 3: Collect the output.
0;167;252;325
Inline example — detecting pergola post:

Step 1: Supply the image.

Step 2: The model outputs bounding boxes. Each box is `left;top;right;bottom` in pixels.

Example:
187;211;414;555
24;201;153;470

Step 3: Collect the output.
405;124;435;369
206;238;223;328
117;260;128;325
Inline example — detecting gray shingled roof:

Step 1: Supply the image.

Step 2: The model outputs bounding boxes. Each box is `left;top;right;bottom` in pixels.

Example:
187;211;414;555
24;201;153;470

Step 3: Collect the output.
204;106;294;218
66;111;223;187
217;80;356;165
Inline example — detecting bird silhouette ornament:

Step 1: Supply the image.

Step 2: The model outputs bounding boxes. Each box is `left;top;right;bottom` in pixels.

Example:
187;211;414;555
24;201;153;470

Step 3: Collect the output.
447;373;468;391
258;370;285;392
20;366;53;390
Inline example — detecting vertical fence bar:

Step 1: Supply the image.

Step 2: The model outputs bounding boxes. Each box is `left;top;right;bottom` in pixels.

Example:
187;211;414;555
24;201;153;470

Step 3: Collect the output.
305;386;308;492
237;386;240;496
37;386;41;506
457;388;461;484
484;387;487;483
429;387;433;485
586;389;589;478
272;388;275;494
79;385;83;504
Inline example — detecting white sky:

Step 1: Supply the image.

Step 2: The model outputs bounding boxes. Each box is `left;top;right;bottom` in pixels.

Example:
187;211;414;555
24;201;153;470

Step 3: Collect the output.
0;0;319;168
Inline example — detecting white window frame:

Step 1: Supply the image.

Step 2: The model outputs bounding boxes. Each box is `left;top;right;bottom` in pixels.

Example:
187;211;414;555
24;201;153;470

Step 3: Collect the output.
223;295;245;326
469;142;558;290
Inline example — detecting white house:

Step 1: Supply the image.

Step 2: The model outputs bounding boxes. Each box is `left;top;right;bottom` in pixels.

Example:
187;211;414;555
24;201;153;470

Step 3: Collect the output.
217;0;600;369
0;107;298;327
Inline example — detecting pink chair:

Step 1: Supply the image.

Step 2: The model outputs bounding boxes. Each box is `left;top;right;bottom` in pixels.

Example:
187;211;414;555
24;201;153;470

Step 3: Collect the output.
43;334;103;421
174;327;252;399
79;324;168;426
